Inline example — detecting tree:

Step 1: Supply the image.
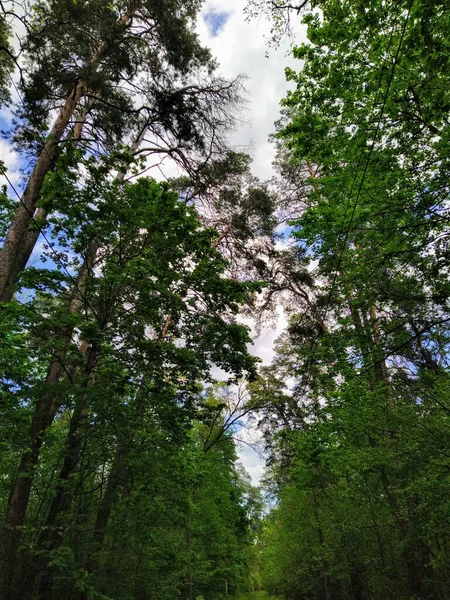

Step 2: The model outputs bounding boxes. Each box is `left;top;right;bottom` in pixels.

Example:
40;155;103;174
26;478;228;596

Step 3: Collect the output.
0;0;243;302
257;1;450;597
0;155;265;598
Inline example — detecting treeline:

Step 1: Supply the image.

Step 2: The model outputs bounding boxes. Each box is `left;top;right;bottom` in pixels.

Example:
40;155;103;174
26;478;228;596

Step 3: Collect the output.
252;0;450;599
0;0;270;598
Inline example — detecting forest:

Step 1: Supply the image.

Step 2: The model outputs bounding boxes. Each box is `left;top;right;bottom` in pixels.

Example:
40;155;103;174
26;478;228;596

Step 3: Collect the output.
0;0;449;598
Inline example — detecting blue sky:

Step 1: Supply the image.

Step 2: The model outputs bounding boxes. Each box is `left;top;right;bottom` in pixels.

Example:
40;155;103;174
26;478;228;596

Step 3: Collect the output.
203;10;230;36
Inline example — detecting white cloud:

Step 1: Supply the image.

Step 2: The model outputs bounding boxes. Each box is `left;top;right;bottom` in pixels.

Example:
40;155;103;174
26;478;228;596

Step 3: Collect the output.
198;0;307;179
237;311;287;485
0;139;21;191
237;439;266;484
246;307;288;366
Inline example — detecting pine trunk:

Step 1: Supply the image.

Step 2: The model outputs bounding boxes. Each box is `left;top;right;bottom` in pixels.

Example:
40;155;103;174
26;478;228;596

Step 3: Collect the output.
0;81;86;303
0;9;133;303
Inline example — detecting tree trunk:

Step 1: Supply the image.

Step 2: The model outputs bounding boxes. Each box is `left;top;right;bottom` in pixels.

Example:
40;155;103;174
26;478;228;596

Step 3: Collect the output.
93;446;128;545
0;9;133;303
93;373;147;547
19;348;97;600
0;352;74;600
93;219;234;545
0;81;86;303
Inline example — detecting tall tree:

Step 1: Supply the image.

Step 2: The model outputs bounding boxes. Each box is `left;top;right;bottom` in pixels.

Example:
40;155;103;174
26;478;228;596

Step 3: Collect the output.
256;1;450;598
0;0;242;302
0;152;264;597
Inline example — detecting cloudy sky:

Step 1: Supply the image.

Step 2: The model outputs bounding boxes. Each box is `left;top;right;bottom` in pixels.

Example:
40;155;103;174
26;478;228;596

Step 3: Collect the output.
197;0;305;180
196;1;306;484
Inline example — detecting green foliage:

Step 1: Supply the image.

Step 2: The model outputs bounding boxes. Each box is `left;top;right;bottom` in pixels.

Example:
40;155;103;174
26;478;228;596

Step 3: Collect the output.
256;1;450;599
17;0;214;149
4;1;450;599
0;1;272;598
0;153;262;598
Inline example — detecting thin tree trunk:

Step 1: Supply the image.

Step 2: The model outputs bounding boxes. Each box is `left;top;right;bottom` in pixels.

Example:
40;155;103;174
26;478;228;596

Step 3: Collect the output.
53;121;151;547
0;242;98;599
0;354;73;600
19;348;98;599
92;447;127;545
43;361;95;540
12;169;232;597
92;380;146;547
352;298;426;594
0;10;133;303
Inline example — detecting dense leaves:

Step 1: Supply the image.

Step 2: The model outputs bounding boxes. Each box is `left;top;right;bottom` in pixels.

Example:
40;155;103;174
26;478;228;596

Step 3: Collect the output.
0;1;266;598
255;1;450;599
0;167;263;599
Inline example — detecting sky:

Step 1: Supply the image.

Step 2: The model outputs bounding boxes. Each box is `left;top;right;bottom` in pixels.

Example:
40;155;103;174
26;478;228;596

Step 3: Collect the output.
197;0;304;181
196;1;306;484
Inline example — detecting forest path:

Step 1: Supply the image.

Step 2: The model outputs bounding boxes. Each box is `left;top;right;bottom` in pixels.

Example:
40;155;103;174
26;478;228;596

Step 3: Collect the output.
235;590;280;600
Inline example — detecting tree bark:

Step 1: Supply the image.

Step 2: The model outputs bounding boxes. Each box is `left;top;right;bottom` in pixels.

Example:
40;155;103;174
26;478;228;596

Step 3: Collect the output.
0;81;86;303
91;218;232;554
0;111;150;596
92;447;127;545
92;380;146;547
0;10;133;303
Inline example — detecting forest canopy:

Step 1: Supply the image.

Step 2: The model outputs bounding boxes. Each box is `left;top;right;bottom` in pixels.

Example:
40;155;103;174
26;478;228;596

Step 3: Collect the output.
1;0;450;599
